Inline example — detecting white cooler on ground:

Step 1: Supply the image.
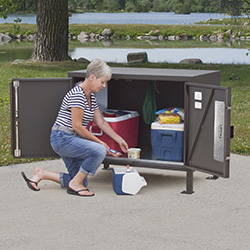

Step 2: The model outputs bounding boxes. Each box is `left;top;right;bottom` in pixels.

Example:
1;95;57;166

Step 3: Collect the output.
112;167;147;195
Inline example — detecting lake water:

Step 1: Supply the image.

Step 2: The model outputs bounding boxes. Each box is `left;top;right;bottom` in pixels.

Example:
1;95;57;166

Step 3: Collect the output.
1;41;249;64
70;47;250;64
0;12;231;25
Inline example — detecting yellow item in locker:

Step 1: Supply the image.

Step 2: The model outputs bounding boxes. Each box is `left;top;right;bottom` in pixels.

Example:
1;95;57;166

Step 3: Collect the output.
158;113;181;124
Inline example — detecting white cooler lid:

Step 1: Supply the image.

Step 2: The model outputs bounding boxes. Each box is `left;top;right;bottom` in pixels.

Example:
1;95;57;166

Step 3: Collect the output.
104;110;139;122
151;121;184;131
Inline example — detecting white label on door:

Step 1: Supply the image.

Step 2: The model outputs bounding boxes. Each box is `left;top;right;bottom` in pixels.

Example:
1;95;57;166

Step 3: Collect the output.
194;91;202;101
194;101;202;109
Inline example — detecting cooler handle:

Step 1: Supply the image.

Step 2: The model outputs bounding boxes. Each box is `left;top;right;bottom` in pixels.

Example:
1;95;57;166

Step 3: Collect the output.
157;130;177;142
89;126;103;136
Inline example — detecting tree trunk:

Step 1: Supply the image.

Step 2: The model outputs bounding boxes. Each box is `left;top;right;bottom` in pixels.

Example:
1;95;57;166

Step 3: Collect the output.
31;0;71;61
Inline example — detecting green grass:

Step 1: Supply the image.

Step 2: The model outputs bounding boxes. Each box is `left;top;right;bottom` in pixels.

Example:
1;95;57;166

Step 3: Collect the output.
0;61;249;166
1;21;250;39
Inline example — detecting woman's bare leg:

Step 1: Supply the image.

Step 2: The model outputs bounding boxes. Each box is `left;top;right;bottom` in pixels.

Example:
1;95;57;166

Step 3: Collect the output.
69;171;94;196
28;167;60;190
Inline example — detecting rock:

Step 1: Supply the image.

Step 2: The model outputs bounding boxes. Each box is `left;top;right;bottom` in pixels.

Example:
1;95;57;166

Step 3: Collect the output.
127;52;148;63
179;58;203;64
102;39;113;46
217;33;223;40
101;28;113;38
181;33;188;41
149;36;158;40
209;35;217;41
89;33;96;39
98;35;105;40
168;36;175;40
76;57;90;64
11;59;26;64
78;32;89;43
141;36;150;39
199;35;206;41
27;34;35;41
8;33;17;39
0;33;12;43
145;30;153;36
230;34;236;40
16;34;25;41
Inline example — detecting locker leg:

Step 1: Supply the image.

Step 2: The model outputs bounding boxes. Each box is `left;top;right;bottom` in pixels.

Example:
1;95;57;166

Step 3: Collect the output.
102;162;110;170
181;169;194;194
206;175;219;180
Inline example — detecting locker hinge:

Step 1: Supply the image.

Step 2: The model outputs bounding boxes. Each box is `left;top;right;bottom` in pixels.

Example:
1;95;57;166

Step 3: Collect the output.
14;120;21;157
13;80;20;118
13;80;20;88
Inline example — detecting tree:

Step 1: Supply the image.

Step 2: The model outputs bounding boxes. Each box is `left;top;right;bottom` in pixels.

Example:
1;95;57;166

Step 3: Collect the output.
0;0;21;18
221;0;243;16
31;0;71;61
1;0;70;61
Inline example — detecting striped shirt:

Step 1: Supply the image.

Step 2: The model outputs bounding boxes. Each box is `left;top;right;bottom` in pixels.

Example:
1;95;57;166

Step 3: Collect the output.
54;86;99;129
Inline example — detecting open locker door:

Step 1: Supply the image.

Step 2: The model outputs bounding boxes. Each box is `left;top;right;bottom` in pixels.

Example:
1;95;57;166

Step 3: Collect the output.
184;82;231;178
10;78;73;158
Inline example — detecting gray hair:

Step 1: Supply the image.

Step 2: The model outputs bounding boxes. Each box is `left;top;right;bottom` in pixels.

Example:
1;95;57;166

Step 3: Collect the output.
85;59;112;80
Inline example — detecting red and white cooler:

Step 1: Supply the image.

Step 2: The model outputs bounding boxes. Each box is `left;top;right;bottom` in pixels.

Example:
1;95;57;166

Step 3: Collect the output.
87;110;139;151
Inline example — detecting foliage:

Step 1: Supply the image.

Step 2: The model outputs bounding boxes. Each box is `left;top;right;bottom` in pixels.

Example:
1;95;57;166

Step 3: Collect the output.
0;0;248;14
0;0;22;18
13;17;21;34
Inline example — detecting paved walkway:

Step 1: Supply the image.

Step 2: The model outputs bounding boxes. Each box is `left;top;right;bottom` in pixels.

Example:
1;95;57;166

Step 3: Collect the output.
0;153;249;250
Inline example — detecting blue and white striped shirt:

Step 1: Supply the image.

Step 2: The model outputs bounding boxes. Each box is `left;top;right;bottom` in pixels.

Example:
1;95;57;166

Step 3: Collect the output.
54;86;99;129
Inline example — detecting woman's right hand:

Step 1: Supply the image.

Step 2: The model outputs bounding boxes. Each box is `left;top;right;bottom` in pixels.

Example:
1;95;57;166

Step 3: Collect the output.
99;140;110;153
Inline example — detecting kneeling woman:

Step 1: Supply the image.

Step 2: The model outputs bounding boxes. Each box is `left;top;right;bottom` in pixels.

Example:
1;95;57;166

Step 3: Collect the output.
21;59;128;197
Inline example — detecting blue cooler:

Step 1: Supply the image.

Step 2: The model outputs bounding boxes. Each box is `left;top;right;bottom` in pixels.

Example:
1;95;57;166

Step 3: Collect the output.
151;122;184;162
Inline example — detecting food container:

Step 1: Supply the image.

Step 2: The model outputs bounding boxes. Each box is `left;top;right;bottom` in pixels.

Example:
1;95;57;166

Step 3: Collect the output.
158;113;181;124
128;148;141;159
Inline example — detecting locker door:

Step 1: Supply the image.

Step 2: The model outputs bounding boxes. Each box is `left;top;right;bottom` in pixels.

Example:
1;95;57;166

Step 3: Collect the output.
184;82;231;177
10;78;73;158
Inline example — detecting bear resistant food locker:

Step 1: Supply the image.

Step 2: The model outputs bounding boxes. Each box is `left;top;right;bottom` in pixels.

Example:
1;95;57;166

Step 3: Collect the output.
10;67;233;194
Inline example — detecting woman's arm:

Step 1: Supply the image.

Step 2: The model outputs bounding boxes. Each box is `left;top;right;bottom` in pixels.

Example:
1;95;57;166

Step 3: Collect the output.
71;107;109;150
93;109;128;153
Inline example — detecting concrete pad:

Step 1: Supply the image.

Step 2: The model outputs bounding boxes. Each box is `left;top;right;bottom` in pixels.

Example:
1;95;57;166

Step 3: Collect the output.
0;154;249;250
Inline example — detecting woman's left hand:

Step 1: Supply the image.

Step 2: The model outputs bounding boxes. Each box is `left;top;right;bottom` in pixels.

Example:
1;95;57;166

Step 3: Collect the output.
118;139;129;153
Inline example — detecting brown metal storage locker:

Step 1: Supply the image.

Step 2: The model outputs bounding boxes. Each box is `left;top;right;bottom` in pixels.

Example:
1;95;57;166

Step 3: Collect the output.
10;67;232;194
